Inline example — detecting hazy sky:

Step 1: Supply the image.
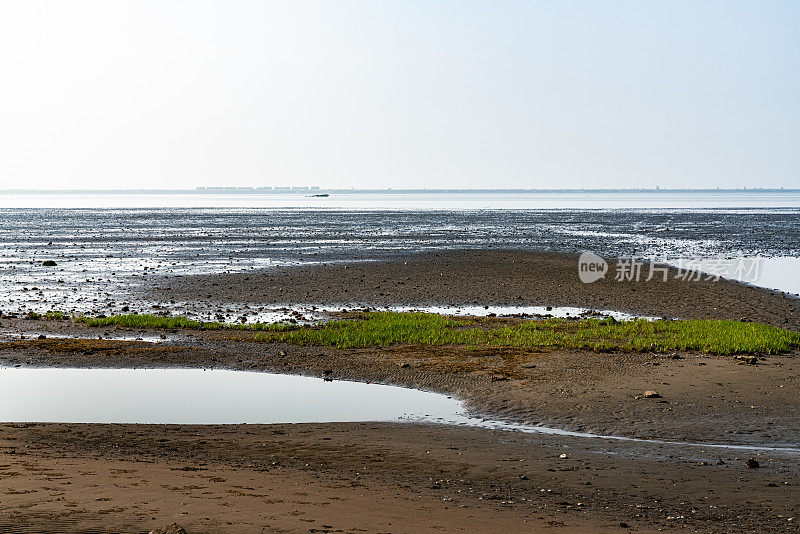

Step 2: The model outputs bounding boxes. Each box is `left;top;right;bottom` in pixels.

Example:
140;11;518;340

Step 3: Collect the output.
0;1;798;190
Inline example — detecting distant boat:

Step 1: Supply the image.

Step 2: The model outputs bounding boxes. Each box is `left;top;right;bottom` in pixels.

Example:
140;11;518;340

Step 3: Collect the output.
307;193;329;197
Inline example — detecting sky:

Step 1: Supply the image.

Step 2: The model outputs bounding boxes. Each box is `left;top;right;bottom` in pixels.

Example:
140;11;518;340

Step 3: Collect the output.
0;1;798;190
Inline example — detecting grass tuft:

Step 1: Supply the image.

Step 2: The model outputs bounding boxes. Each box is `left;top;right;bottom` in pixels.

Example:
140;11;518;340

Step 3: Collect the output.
75;313;289;331
24;311;68;321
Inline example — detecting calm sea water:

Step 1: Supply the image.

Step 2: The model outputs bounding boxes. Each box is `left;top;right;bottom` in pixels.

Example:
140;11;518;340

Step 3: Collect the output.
2;190;800;209
1;191;798;317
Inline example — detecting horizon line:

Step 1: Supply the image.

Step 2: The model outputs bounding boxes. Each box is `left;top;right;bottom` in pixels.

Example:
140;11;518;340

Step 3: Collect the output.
2;187;799;194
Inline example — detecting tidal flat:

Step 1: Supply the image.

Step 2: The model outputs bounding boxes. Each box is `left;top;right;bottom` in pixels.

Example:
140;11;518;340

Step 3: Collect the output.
1;251;798;532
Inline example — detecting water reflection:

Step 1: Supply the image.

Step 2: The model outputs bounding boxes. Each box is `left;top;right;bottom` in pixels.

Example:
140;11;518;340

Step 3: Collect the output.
1;366;796;453
0;367;463;425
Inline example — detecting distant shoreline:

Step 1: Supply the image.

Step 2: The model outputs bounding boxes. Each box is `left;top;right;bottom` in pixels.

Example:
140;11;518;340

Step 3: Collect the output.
1;188;798;194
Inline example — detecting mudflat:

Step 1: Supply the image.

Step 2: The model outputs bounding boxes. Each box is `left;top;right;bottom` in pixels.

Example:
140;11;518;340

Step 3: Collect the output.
2;324;799;446
1;251;798;533
2;421;798;534
152;250;799;328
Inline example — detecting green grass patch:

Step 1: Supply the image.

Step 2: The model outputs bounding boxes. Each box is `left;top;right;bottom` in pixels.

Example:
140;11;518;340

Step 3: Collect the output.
74;313;289;331
254;312;800;355
24;311;69;321
67;311;799;355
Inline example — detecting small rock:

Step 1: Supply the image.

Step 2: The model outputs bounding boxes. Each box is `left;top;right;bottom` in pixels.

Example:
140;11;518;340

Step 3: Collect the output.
37;335;46;340
642;390;661;398
559;453;569;459
399;362;410;369
149;524;187;534
41;260;57;267
735;356;758;365
322;369;333;376
745;458;760;469
716;459;726;465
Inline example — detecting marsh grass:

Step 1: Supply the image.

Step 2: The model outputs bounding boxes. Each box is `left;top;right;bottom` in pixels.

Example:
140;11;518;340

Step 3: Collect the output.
254;312;800;355
75;313;291;331
25;311;68;321
64;311;799;355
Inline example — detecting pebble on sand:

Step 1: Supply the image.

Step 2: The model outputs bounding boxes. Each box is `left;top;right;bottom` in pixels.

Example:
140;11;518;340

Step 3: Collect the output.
745;458;760;469
149;524;187;534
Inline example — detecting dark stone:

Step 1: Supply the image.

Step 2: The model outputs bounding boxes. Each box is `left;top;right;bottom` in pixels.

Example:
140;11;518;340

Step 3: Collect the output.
41;260;57;266
149;524;187;534
745;458;760;469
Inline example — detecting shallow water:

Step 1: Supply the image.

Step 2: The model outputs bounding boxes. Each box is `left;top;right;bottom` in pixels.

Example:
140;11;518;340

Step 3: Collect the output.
2;203;799;318
1;367;797;453
0;330;168;343
4;191;800;209
680;256;800;295
0;367;463;425
188;304;654;325
387;305;654;321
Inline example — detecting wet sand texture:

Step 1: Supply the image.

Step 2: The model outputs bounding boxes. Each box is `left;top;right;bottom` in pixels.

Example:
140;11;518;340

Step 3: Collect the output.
152;250;799;328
